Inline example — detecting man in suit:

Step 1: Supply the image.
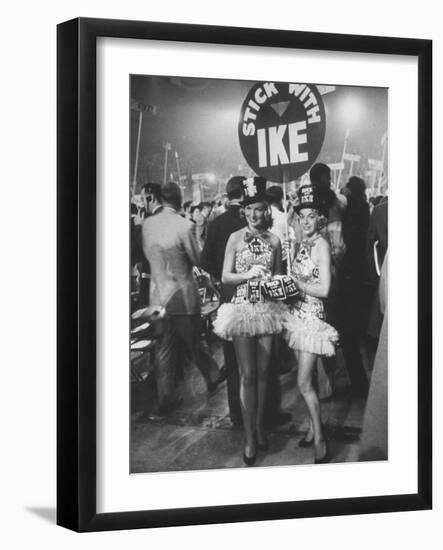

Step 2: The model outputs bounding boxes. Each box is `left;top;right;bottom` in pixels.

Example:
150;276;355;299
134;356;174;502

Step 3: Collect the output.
366;198;388;281
366;197;388;343
134;182;162;306
142;182;225;414
201;176;247;425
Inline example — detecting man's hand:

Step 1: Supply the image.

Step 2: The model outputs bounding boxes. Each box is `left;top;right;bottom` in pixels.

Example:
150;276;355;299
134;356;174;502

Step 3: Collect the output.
133;208;143;226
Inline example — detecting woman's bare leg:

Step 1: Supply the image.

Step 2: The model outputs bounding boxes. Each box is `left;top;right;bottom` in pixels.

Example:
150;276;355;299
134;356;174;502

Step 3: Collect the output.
233;335;257;457
255;335;274;446
297;351;326;460
294;350;313;442
304;417;314;442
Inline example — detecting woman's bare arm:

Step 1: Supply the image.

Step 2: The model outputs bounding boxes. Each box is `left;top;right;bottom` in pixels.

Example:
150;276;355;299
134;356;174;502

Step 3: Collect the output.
297;238;331;298
271;235;282;276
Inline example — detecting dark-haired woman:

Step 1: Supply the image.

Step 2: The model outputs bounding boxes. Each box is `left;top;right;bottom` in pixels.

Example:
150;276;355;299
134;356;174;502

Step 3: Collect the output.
283;185;339;464
213;177;286;466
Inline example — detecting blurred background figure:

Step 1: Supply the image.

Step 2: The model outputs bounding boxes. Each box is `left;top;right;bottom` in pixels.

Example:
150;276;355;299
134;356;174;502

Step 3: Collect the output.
366;195;388;347
339;176;371;397
359;252;388;461
266;185;295;273
142;182;225;415
212;194;229;218
310;163;347;273
133;183;162;306
201;176;247;426
182;200;193;221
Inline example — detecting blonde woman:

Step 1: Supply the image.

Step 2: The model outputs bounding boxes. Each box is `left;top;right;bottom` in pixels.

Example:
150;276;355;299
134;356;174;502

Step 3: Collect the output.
284;185;339;464
213;177;286;466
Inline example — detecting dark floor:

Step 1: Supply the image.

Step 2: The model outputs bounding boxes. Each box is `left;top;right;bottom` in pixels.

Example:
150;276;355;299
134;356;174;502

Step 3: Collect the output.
130;342;372;473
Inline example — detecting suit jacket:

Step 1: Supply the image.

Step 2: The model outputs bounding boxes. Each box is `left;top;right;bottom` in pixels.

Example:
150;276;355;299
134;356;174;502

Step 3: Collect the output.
201;204;246;302
142;207;201;315
342;196;370;284
366;200;388;280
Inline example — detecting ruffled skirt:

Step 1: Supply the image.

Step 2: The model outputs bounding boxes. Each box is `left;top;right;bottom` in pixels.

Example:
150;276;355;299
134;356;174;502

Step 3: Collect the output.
213;301;287;341
283;303;339;357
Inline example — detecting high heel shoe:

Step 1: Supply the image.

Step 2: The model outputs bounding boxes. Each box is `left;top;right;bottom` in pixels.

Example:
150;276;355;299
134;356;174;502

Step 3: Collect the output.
314;441;330;464
243;450;257;466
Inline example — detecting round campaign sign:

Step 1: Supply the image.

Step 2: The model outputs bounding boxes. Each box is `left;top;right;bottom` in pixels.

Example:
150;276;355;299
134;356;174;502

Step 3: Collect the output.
238;82;326;182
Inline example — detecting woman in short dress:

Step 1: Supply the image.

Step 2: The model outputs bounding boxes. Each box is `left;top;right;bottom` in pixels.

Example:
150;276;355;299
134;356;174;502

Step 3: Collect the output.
213;177;286;466
284;184;339;464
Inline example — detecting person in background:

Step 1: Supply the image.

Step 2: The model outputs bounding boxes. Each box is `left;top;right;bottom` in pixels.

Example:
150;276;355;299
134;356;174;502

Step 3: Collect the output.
141;182;225;415
191;204;206;249
131;203;142;265
201;177;247;426
141;182;163;218
201;201;213;220
210;197;225;221
359;252;388;461
266;185;296;376
266;185;296;273
366;197;388;282
288;192;304;252
310;163;347;280
340;176;371;397
366;196;388;344
213;194;229;217
134;183;163;306
196;202;211;247
189;204;199;220
182;200;193;221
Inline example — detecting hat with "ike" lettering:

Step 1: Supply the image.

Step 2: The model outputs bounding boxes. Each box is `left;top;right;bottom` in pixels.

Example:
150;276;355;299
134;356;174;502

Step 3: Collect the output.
242;176;268;206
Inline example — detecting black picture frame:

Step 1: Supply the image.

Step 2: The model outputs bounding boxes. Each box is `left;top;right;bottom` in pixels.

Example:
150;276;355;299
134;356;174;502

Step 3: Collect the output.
57;17;432;532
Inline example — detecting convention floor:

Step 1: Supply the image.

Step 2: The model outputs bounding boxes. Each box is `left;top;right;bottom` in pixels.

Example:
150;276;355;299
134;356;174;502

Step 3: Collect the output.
130;342;372;473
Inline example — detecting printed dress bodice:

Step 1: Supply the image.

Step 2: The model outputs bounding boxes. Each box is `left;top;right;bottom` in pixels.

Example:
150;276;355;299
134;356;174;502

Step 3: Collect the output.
291;240;325;320
292;241;320;283
213;230;286;339
235;234;273;275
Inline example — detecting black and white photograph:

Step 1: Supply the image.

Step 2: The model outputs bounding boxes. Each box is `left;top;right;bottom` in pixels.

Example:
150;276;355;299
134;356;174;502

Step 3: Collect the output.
129;75;389;473
1;0;438;542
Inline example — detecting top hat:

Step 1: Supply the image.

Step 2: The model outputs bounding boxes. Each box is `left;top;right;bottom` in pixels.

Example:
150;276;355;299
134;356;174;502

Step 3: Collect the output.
295;184;323;214
226;176;246;199
242;176;268;206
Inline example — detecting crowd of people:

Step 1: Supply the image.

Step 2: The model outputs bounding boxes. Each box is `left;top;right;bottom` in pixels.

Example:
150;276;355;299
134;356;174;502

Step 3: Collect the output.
131;162;388;466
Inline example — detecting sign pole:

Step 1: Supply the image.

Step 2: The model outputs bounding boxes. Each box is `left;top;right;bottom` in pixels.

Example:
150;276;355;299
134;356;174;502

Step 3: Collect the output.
281;169;292;275
175;151;181;183
237;81;326;275
132;110;143;196
378;135;387;195
130;99;156;196
337;128;350;190
163;144;170;186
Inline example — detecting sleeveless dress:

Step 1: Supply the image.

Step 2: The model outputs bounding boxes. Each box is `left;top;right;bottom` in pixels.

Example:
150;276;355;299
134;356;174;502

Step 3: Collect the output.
213;232;287;340
283;238;339;356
